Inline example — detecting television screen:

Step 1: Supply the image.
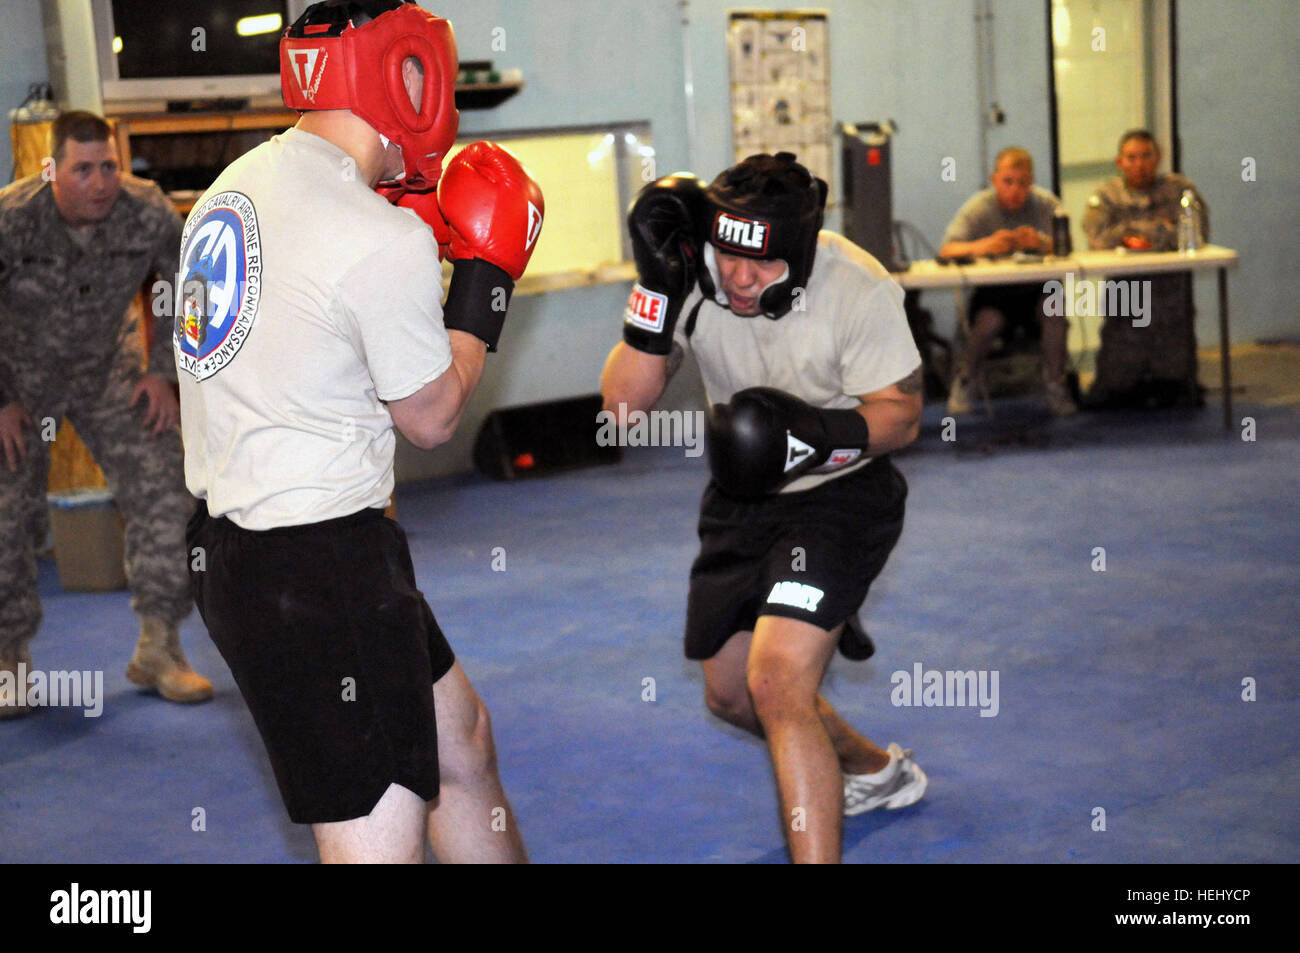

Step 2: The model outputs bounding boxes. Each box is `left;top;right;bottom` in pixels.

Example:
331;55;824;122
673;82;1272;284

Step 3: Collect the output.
110;0;288;79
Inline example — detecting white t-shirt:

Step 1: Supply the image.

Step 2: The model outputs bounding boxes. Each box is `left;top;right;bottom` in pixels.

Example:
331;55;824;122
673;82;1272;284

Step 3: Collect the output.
176;128;451;529
676;231;921;492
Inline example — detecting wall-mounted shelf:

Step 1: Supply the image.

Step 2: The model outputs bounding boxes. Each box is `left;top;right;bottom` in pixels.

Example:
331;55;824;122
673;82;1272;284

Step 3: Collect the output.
103;78;525;212
111;108;299;135
455;82;523;110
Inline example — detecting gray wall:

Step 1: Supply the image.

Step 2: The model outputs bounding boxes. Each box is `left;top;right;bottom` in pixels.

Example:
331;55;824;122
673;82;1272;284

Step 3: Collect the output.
2;1;50;184
395;0;700;480
5;0;1296;481
414;0;1061;480
1178;0;1300;348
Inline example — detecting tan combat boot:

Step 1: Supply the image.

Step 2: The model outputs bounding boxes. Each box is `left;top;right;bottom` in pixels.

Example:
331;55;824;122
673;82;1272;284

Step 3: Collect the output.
126;617;214;703
1043;373;1079;417
0;646;34;719
947;360;978;416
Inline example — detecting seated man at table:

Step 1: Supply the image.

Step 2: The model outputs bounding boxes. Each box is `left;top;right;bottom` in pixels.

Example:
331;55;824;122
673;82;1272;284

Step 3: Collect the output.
1081;128;1209;409
940;147;1075;417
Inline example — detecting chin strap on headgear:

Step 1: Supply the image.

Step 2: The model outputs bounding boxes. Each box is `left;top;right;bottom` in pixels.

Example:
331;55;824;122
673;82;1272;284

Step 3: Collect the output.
281;0;459;191
696;152;828;319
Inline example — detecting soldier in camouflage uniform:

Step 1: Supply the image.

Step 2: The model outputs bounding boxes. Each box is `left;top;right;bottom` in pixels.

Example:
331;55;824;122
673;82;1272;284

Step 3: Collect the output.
1082;128;1209;408
0;111;211;718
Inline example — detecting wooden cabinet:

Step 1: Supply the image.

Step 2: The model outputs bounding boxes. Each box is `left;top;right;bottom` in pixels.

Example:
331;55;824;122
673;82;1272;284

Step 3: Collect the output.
112;109;298;214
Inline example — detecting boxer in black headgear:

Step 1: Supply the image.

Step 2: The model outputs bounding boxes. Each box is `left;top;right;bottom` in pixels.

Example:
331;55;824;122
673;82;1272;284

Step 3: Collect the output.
697;151;828;319
602;152;928;863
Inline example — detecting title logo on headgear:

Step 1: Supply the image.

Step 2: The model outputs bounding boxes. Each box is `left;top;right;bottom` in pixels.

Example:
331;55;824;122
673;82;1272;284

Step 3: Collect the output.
712;211;770;254
290;48;328;102
280;3;459;190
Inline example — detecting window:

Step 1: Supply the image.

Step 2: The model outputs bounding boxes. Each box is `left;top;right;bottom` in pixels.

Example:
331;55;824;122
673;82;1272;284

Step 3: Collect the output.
447;123;653;284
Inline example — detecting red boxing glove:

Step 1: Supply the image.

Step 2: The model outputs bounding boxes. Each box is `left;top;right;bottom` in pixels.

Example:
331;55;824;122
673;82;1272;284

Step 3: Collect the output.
437;141;544;281
377;183;452;260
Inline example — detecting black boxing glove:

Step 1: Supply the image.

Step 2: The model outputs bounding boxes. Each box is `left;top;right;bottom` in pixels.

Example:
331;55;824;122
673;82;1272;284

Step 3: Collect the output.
706;387;871;497
622;174;706;355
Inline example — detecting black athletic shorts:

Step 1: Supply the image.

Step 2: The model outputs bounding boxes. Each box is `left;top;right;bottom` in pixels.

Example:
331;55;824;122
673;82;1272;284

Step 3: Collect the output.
969;281;1047;340
684;455;907;660
187;501;455;824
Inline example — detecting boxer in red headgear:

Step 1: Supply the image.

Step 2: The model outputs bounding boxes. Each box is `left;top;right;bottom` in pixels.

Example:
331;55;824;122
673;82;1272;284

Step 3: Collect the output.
176;0;541;862
280;0;459;190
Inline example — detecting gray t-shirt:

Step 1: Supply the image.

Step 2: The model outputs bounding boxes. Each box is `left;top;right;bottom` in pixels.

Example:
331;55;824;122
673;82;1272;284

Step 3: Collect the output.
177;127;452;529
676;231;920;492
941;186;1061;246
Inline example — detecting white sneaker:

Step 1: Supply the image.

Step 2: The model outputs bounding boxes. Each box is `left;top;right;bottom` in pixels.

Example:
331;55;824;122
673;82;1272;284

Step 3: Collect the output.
947;375;973;415
843;742;928;815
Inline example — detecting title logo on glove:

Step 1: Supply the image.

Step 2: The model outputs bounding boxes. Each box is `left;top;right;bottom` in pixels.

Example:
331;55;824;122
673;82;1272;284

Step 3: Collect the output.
784;432;814;472
811;448;862;474
526;201;543;250
712;212;770;254
625;283;668;333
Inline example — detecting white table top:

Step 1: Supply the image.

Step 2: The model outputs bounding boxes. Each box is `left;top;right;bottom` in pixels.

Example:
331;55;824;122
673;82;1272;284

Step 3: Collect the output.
1069;245;1239;277
893;245;1239;290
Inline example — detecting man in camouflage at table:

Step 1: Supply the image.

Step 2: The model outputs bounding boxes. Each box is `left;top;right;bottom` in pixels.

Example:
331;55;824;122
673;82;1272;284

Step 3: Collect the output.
1082;128;1210;409
0;111;211;718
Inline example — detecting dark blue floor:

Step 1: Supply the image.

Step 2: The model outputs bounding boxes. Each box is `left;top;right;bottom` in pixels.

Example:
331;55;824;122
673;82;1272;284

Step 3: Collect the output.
2;397;1297;863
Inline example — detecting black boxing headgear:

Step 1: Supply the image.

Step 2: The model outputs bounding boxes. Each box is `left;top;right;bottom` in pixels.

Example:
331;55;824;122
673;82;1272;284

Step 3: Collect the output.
698;152;828;319
281;0;459;191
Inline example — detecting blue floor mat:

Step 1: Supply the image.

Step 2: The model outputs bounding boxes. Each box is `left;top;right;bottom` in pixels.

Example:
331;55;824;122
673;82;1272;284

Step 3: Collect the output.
2;397;1296;863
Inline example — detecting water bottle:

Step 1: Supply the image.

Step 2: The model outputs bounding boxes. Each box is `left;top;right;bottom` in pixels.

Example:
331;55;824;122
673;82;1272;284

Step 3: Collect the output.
1051;210;1072;257
1178;189;1204;253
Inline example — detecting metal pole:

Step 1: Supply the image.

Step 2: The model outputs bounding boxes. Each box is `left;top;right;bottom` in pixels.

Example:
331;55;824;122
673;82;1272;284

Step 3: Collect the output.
974;0;989;179
681;0;698;172
1219;267;1232;431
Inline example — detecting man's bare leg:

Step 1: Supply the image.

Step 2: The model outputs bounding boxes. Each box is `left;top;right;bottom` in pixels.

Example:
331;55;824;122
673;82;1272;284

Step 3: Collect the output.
703;629;890;775
1039;307;1070;381
312;661;525;864
425;661;527;863
313;782;426;864
745;615;846;863
964;306;1007;381
815;696;890;775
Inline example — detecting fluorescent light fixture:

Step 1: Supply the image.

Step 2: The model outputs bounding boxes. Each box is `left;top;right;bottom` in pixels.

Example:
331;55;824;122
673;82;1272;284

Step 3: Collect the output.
236;13;283;37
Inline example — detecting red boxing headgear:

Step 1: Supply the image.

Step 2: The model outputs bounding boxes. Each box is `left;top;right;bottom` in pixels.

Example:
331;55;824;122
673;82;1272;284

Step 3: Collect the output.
281;0;459;190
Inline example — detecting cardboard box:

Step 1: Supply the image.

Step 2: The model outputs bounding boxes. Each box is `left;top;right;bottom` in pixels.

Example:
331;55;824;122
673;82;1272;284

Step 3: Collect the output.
47;489;127;592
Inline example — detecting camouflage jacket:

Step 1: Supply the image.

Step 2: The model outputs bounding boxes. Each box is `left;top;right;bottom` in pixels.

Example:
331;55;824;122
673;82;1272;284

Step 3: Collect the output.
1082;173;1209;252
0;173;182;407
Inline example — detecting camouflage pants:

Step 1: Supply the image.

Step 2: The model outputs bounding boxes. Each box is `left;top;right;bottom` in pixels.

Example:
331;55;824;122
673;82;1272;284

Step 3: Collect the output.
1091;273;1198;394
0;363;193;656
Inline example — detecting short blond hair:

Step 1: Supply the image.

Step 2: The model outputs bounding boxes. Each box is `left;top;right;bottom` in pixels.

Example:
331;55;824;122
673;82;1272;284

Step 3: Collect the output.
994;147;1033;175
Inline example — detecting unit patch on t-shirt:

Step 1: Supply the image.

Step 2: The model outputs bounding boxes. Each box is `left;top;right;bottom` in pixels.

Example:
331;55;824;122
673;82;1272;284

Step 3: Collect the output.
175;190;262;381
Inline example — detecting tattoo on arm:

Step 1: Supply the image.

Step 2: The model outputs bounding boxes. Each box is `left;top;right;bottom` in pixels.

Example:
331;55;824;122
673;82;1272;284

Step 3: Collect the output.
894;366;924;395
664;343;684;381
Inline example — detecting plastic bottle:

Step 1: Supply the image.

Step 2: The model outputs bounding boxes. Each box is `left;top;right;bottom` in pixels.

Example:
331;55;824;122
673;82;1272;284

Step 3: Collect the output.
1178;188;1204;253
